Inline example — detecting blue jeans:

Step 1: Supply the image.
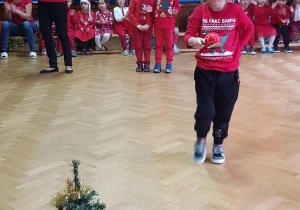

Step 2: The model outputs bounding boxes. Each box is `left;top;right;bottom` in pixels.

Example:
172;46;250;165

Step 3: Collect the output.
1;20;36;52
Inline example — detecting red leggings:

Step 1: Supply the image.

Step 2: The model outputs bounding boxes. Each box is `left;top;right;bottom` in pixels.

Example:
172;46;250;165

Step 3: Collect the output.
133;30;152;65
116;29;134;51
154;28;173;64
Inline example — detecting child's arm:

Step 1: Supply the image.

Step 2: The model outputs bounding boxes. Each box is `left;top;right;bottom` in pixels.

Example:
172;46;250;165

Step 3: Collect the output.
128;0;140;29
114;7;125;22
183;7;205;49
237;6;254;51
70;9;78;25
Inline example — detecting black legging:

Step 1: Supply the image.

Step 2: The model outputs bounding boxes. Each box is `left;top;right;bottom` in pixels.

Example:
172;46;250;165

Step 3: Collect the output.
75;38;95;51
38;1;72;68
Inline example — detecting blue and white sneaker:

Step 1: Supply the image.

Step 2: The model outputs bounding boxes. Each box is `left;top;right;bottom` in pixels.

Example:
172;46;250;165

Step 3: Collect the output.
211;144;225;164
153;63;161;73
193;138;206;164
165;63;172;73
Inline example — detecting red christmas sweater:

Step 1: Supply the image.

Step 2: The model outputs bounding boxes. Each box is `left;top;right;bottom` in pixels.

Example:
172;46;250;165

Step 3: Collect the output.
67;7;78;32
244;5;253;20
271;5;290;26
75;11;95;42
128;0;153;32
183;3;254;72
150;0;180;29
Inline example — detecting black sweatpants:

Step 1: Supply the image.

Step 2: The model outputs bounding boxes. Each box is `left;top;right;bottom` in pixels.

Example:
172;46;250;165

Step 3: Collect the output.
194;67;240;145
38;1;72;68
273;25;290;46
75;38;95;51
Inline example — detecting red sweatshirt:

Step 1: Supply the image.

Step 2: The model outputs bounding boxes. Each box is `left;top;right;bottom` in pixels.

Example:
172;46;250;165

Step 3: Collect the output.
271;5;290;26
183;2;253;72
67;7;78;32
150;0;180;29
128;0;153;32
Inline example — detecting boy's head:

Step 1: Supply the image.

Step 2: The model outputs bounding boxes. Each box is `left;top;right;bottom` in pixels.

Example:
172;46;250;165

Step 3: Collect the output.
67;0;73;8
277;0;287;7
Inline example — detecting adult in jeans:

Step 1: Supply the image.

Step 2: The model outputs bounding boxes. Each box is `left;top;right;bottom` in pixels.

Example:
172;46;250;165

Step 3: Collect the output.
1;0;37;59
38;0;73;74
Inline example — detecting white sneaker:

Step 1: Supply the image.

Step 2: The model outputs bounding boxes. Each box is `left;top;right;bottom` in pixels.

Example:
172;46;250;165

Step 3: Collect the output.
173;45;180;54
1;52;8;59
29;52;37;59
123;50;129;56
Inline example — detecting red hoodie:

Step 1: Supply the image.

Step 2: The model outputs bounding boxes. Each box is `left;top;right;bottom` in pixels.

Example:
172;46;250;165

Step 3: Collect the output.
183;2;253;72
271;5;291;26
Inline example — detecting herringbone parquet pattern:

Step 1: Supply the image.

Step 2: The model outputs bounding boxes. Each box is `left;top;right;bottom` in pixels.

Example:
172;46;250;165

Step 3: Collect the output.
0;51;300;210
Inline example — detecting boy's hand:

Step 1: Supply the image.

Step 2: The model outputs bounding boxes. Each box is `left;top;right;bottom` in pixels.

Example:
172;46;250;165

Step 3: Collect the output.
143;24;149;31
281;19;288;24
188;37;205;49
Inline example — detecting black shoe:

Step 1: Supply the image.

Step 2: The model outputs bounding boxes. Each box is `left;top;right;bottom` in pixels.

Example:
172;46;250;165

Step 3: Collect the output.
65;69;73;74
40;67;59;74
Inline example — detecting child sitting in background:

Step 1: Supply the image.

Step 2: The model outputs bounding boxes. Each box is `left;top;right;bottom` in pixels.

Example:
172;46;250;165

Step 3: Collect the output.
114;0;135;55
56;0;78;57
253;0;277;53
240;0;256;55
271;0;292;53
95;0;114;51
173;26;180;54
75;0;95;55
39;22;62;56
289;0;300;42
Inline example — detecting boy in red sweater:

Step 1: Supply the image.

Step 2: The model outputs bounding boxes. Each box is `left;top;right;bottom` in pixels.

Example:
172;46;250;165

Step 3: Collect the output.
271;0;292;53
151;0;180;73
184;0;253;164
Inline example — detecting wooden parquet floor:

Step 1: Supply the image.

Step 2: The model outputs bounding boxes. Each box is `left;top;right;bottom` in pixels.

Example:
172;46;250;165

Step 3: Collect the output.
0;51;300;210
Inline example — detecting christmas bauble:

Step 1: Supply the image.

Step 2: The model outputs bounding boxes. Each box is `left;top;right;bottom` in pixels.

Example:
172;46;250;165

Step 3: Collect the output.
205;32;221;48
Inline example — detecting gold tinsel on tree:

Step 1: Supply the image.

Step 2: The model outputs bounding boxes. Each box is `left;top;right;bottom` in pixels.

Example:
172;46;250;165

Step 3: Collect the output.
51;160;106;210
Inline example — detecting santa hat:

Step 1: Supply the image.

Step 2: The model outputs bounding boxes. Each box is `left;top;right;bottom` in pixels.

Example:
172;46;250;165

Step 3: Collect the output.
80;0;91;18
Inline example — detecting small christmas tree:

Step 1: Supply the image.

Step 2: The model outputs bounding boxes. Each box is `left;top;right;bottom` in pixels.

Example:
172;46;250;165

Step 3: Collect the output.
161;0;170;9
51;160;106;210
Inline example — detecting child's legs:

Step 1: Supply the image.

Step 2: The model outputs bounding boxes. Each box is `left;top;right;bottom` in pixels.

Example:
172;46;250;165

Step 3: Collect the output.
268;36;275;48
273;25;281;46
127;30;135;50
95;35;102;49
100;33;110;45
248;32;255;47
142;30;152;65
281;25;290;46
194;67;215;138
258;37;265;49
154;28;164;63
133;30;143;65
68;31;76;51
86;38;95;50
213;70;239;145
117;29;127;50
75;37;86;50
163;28;174;63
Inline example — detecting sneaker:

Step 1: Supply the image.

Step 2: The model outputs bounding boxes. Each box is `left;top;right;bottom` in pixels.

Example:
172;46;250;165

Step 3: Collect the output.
130;50;135;55
153;63;161;73
56;52;62;57
285;45;292;53
241;47;247;54
71;50;77;57
193;138;207;164
211;144;225;164
144;64;150;72
267;48;274;53
273;45;280;53
41;48;47;56
249;47;256;55
173;45;180;54
85;48;92;55
136;64;143;72
165;63;172;73
123;49;129;56
101;46;107;51
261;48;266;53
29;52;37;59
1;52;8;59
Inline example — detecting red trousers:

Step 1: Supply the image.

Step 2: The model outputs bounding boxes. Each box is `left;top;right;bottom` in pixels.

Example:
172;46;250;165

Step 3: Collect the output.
116;29;135;51
133;30;152;65
154;28;173;64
